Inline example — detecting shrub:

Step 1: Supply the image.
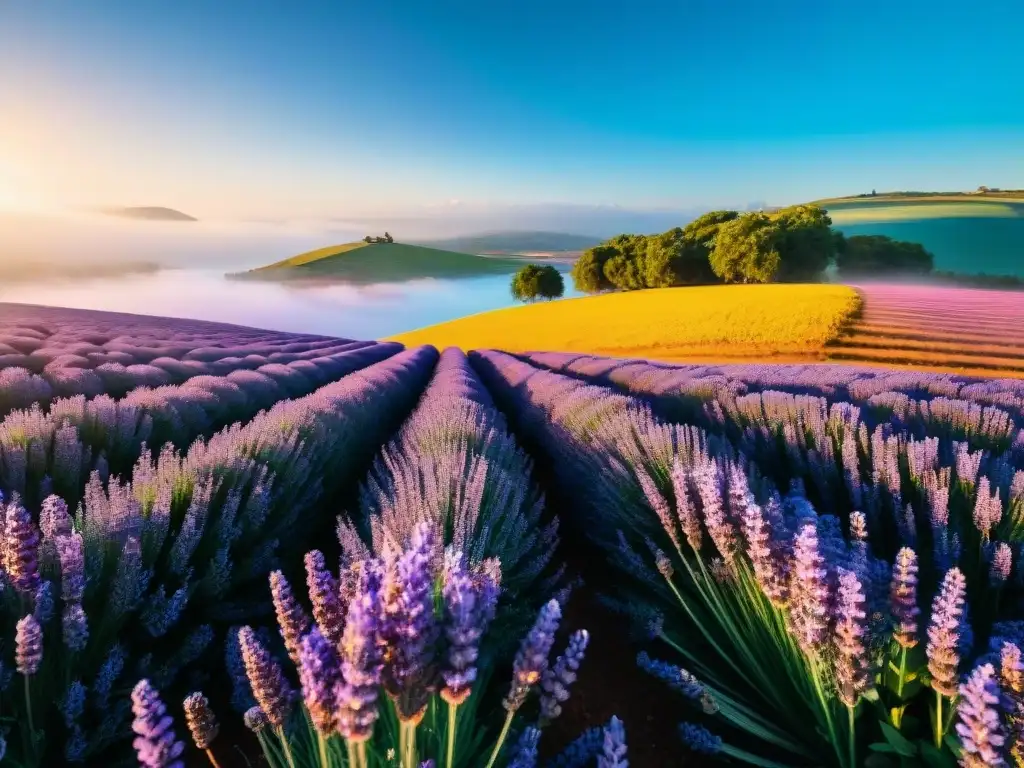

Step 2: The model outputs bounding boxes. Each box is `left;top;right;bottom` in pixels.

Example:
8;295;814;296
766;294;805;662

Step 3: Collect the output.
510;264;565;302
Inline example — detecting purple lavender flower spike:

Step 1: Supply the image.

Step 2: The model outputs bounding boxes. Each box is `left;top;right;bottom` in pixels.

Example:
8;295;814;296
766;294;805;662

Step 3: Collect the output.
739;495;787;605
39;495;72;541
131;679;186;768
789;522;830;654
670;457;703;552
57;532;86;603
507;727;541;768
4;500;40;594
955;663;1008;768
540;629;589;724
269;570;311;668
440;553;494;706
991;543;1013;586
890;548;920;649
304;550;344;650
597;716;628;768
242;706;269;733
337;562;383;742
926;567;967;698
15;614;43;675
182;691;219;750
382;523;439;724
1001;642;1023;695
636;652;717;713
678;722;722;755
297;625;340;735
504;599;561;712
238;626;294;730
33;579;53;624
834;568;873;707
419;762;436;768
548;727;603;768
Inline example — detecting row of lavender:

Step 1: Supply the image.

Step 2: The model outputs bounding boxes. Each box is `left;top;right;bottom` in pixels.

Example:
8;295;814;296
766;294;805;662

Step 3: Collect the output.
0;340;402;510
158;349;618;768
0;303;372;414
0;345;437;765
474;350;1024;767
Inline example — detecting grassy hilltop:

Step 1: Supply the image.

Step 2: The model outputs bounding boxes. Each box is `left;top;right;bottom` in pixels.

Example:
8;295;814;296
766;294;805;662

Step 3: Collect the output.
237;241;525;284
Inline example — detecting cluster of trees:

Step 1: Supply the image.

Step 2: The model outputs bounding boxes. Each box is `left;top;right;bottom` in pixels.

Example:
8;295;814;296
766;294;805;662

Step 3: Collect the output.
570;204;938;293
510;264;565;302
363;232;394;243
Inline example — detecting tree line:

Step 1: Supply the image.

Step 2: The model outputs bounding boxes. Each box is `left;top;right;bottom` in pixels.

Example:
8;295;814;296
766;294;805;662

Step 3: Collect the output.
569;204;935;293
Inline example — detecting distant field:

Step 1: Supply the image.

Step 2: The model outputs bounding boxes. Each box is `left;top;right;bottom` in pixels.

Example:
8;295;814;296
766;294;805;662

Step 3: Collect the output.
389;284;861;360
238;241;525;283
827;283;1024;377
823;198;1024;277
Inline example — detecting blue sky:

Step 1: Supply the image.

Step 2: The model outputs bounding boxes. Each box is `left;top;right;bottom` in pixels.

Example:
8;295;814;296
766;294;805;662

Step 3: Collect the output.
2;0;1023;222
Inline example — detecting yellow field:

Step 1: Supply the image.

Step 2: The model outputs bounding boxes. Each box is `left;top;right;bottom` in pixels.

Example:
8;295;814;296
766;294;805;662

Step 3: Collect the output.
389;284;861;360
827;202;1020;224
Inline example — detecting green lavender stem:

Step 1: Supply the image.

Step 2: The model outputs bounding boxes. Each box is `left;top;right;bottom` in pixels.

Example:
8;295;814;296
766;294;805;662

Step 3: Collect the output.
484;709;516;768
446;704;459;768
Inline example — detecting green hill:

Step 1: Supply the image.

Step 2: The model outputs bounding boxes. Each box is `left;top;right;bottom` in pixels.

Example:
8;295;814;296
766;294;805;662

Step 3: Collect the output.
414;231;601;254
239;241;526;283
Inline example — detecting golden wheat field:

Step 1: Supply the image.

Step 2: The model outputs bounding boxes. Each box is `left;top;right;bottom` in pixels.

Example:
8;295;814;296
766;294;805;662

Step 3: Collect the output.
389;284;861;360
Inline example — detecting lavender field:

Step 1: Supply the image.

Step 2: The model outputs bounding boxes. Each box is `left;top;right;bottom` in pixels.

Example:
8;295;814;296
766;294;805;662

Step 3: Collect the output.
1;304;1023;767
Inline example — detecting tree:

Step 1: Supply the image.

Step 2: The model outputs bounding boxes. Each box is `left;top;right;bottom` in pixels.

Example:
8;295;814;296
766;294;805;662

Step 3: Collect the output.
384;232;394;243
836;235;934;276
681;210;740;253
769;204;835;282
511;264;565;302
709;213;782;283
363;236;372;243
644;227;717;287
571;244;618;293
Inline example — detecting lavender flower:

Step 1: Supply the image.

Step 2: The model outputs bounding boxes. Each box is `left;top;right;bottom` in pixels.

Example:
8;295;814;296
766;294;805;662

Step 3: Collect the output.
57;532;86;603
242;706;269;733
381;524;439;724
789;522;830;654
504;599;561;712
739;495;787;605
834;568;873;707
62;680;87;727
636;651;717;713
540;629;589;724
131;679;185;768
297;625;340;735
927;567;967;698
598;716;628;768
678;722;722;755
182;691;219;750
15;614;43;675
4;501;40;594
670;457;703;552
269;570;311;668
337;564;384;742
890;547;920;649
238;626;294;729
440;553;494;706
1001;642;1023;695
507;727;541;768
955;663;1008;768
40;495;73;541
62;602;89;652
304;550;344;649
33;579;53;624
991;543;1013;586
548;727;603;768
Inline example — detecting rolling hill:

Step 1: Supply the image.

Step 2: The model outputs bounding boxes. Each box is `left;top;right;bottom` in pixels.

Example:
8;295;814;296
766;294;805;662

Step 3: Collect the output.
414;230;602;254
104;206;198;222
237;241;526;283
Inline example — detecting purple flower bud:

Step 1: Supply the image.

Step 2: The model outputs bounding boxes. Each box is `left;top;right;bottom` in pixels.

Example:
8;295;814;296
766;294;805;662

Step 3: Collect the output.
182;691;219;750
739;495;787;605
269;570;311;668
890;547;920;649
548;727;603;768
991;543;1013;586
440;553;494;706
505;599;561;712
4;501;40;594
834;568;873;707
927;567;967;698
955;663;1007;768
789;522;830;653
1001;642;1023;695
131;679;185;768
540;629;589;724
238;626;294;729
39;495;73;541
62;602;89;652
598;716;628;768
337;563;384;742
33;579;53;624
15;614;43;675
636;651;717;713
670;458;703;552
507;727;541;768
242;706;269;733
297;626;340;735
304;550;344;650
678;722;722;755
57;533;86;603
